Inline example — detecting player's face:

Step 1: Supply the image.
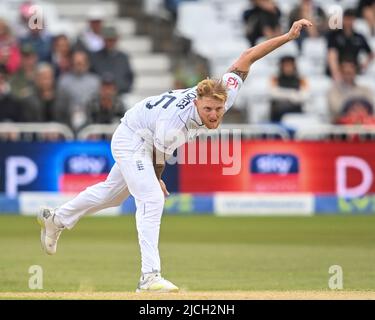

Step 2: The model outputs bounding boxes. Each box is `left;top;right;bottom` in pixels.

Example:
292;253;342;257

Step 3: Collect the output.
195;97;225;129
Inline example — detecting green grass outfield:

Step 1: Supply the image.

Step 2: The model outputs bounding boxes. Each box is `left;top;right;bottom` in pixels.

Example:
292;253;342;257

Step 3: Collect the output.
0;215;375;296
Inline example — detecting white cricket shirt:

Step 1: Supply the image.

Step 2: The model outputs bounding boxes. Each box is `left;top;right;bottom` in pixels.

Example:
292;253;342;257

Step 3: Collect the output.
121;72;243;154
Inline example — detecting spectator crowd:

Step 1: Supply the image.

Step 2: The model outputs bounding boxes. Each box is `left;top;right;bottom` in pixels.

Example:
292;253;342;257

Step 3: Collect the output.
0;1;134;135
242;0;375;125
1;0;375;140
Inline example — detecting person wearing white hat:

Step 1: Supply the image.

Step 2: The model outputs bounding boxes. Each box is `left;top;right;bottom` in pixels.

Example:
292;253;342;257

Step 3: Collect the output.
77;7;105;53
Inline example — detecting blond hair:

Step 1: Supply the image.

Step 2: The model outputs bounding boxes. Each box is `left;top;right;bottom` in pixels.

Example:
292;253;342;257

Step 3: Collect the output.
196;78;227;102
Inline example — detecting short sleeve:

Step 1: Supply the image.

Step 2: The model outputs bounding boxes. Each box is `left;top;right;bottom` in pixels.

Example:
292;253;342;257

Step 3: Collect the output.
222;72;243;111
327;31;338;49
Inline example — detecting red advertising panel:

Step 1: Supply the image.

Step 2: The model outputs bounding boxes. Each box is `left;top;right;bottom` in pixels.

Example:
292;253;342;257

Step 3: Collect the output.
178;141;375;196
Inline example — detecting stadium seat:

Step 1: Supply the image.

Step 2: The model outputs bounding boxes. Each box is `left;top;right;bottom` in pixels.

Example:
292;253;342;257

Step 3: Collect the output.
240;76;272;122
301;38;327;62
129;54;171;74
245;100;271;124
117;37;153;55
354;19;372;38
176;1;216;40
263;40;299;61
366;60;375;77
357;75;375;96
52;1;119;19
143;0;164;16
308;75;332;95
281;113;325;130
297;56;324;76
248;60;277;77
305;94;331;120
133;74;175;96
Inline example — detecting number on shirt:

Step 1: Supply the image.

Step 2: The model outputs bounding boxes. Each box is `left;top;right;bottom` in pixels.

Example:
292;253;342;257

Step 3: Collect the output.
146;94;177;109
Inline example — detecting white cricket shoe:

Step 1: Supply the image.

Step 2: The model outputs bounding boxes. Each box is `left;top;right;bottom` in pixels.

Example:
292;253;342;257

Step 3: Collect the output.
37;208;64;255
136;272;179;293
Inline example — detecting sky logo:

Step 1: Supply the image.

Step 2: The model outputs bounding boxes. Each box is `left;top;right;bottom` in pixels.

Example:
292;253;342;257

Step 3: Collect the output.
64;155;109;174
249;154;300;192
61;155;111;192
251;154;299;175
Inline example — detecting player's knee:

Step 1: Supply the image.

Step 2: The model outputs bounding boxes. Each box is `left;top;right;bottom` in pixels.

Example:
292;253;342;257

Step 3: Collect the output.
85;182;115;202
148;190;165;207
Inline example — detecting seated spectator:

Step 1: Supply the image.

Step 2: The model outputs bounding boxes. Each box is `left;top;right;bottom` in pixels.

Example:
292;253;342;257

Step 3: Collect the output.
328;59;374;122
19;19;53;62
288;0;327;50
269;56;309;122
51;34;71;79
326;8;374;82
0;65;23;123
56;50;100;130
76;7;105;53
336;99;375;125
0;18;21;74
357;0;375;36
86;73;125;124
90;26;134;94
10;44;37;100
23;63;63;123
243;0;281;46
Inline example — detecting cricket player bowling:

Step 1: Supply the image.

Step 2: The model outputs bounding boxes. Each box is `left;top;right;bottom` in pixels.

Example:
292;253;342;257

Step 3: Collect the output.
37;20;312;292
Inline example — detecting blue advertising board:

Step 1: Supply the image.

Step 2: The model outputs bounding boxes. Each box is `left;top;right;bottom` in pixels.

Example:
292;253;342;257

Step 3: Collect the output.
0;142;178;196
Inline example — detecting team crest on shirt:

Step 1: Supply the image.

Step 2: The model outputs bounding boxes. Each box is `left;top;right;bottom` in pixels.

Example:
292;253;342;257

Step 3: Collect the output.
136;160;144;171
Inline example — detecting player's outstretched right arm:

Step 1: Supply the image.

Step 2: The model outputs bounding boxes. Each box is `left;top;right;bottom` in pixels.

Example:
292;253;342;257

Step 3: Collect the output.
228;19;313;82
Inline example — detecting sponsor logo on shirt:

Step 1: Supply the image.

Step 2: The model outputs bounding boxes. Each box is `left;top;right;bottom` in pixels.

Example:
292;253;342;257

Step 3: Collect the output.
226;76;239;89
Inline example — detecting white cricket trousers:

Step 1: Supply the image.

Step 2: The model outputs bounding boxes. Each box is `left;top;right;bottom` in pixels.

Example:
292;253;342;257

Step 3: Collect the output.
55;123;165;274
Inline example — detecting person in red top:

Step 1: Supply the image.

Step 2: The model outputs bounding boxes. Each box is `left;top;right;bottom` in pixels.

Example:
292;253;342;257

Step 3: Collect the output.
336;99;375;125
0;19;21;74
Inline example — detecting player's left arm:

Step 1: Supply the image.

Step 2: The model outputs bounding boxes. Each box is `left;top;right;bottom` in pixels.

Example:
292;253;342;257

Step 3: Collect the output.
228;19;313;81
153;146;170;196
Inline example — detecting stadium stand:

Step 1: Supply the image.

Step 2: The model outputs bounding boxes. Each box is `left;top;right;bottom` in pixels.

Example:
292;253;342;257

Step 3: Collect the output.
0;0;375;141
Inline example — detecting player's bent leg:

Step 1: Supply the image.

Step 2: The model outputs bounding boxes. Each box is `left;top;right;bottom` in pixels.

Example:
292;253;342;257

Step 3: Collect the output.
55;163;129;229
37;163;129;255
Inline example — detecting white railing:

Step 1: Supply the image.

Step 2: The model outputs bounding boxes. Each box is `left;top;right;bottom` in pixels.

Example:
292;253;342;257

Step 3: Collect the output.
0;122;75;140
77;123;291;140
295;125;375;141
207;124;291;140
2;122;375;142
77;123;118;140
